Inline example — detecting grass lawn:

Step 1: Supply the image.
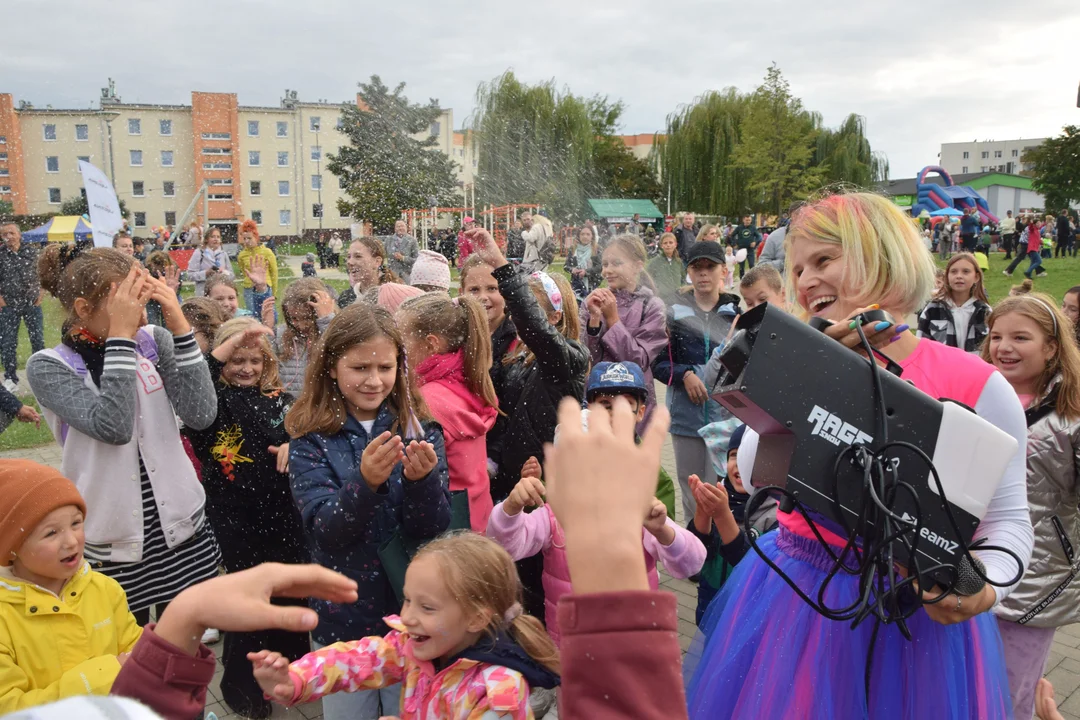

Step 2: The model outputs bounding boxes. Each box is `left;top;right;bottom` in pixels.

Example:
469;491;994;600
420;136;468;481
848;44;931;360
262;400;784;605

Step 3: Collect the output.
965;251;1079;303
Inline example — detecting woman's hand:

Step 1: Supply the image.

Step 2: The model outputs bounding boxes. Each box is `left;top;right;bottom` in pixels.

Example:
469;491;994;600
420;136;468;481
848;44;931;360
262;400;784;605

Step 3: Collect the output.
401;440;438;481
269;443;289;474
464;228;507;269
683;371;709;405
211;324;273;363
15;405;40;427
822;305;908;355
360;431;404;491
146;275;190;336
920;582;996;626
308;290;335;319
248;650;295;705
107;266;152;339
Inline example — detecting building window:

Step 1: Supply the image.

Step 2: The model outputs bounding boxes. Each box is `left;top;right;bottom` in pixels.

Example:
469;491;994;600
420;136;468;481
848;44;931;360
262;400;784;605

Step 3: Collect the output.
430;121;440;137
311;146;321;161
134;212;146;227
279;209;291;226
77;155;89;164
248;151;260;166
251;210;263;225
163;181;175;197
277;151;289;167
161;150;174;167
0;136;6;144
313;203;323;218
994;150;1002;158
128;118;141;135
311;174;322;190
209;193;233;201
278;180;290;196
201;132;231;141
76;124;89;141
203;162;232;170
962;166;968;173
980;151;988;159
248;120;260;137
132;181;145;197
0;169;9;177
202;147;230;156
0;153;5;162
208;178;233;187
130;150;143;166
45;156;59;173
43;124;57;141
0;186;10;195
1012;149;1019;157
310;117;321;132
164;211;176;226
276;121;288;138
250;180;261;196
158;119;172;136
980;166;987;172
962;151;969;159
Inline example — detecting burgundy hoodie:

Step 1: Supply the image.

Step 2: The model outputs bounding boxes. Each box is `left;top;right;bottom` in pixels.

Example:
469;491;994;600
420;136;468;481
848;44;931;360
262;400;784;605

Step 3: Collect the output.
415;349;499;530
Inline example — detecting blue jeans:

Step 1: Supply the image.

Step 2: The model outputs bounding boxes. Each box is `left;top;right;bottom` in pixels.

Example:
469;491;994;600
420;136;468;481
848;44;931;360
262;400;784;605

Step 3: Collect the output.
0;304;44;382
243;286;276;324
311;640;400;720
1024;250;1045;278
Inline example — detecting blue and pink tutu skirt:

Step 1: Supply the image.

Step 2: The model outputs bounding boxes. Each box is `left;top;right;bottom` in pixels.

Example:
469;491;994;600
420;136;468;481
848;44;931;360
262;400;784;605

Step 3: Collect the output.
685;528;1012;719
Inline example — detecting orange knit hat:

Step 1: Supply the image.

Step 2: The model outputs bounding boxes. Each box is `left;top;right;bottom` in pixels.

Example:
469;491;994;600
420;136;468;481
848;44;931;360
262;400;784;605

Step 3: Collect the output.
0;460;86;566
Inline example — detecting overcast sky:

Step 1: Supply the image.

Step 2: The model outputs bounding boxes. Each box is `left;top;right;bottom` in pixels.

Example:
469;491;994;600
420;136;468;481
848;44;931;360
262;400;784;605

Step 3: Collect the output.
5;0;1079;179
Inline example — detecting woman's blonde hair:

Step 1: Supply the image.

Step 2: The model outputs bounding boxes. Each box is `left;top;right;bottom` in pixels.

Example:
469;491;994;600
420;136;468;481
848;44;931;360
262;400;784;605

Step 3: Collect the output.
695;224;720;242
503;273;580;367
213;317;284;394
285;303;430;437
785;192;936;318
934;253;988;304
397;293;499;411
278;278;337;362
980;292;1080;421
414;532;560;676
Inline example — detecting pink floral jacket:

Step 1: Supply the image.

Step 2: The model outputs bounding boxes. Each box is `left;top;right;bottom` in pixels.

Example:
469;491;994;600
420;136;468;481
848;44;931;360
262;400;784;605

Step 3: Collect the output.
287;616;535;719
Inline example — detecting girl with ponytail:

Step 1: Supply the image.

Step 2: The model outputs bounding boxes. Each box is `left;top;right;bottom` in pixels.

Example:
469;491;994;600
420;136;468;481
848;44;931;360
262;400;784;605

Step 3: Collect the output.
581;233;669;433
251;532;560;718
396;293;500;531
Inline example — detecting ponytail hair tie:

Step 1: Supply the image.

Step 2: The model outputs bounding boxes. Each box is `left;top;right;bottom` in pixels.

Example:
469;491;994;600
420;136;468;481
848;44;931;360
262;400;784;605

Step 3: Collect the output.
530;272;563;313
59;243;84;269
503;602;523;624
451;296;460;307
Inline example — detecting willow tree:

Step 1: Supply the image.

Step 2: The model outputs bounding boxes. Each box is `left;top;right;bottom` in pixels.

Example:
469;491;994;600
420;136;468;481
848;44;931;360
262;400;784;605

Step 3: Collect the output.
814;114;890;188
470;71;600;220
657;88;751;216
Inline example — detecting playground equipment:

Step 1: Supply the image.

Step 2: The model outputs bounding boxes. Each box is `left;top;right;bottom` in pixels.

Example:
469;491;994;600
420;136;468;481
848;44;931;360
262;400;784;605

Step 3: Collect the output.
911;166;999;224
479;203;541;251
401;203;543;251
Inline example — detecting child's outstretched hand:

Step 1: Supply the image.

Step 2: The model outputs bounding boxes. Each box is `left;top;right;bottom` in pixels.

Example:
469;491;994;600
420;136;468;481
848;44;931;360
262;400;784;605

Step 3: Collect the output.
689;474;730;521
261;296;277;328
464;228;507;269
521;455;542;480
360;431;404;491
309;290;336;319
246;255;269;290
643;497;675;546
504;474;545;516
248;650;295;705
211;323;273;364
269;443;289;474
401;440;438;481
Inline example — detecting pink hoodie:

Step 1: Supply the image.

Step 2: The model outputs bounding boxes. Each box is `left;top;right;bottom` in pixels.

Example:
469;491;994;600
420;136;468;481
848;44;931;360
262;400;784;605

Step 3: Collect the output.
415;349;499;531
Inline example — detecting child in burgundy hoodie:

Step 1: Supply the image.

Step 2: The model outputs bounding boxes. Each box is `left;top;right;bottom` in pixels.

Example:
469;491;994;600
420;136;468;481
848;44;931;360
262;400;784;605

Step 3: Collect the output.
397;293;500;531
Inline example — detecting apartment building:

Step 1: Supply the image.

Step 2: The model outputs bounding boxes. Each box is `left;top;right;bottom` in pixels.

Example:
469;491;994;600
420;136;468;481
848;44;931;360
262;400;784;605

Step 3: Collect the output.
0;84;464;240
939;138;1046;177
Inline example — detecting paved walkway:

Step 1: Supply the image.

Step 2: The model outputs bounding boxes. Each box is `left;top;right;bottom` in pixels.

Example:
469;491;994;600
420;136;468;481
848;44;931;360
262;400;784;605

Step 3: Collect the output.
5;383;1080;717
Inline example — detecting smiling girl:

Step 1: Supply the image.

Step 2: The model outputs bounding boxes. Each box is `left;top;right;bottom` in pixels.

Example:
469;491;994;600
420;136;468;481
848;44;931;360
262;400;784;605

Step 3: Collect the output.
285;303;451;720
183;317;309;718
918;252;992;353
250;532;559;720
338;238;399;308
982;294;1080;720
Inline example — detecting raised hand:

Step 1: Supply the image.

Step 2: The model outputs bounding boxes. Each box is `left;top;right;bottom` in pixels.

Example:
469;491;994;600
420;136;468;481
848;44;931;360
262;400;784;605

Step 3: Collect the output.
260;296;277;328
401;440;438;481
464;228;507;269
211;323;273;363
146;274;190;336
521;455;542;480
246;255;269;290
308;290;336;319
164;264;182;293
360;431;404;491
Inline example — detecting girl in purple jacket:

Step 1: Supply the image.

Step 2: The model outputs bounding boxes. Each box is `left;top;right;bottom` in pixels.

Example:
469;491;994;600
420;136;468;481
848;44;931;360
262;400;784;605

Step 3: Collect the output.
580;234;670;433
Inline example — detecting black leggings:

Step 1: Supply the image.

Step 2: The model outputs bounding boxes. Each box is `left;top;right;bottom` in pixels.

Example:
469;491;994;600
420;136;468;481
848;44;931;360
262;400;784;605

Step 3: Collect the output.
132;602;170;627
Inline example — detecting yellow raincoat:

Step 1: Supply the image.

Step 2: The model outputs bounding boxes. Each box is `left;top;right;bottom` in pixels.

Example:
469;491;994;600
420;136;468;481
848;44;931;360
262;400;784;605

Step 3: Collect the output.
0;561;142;711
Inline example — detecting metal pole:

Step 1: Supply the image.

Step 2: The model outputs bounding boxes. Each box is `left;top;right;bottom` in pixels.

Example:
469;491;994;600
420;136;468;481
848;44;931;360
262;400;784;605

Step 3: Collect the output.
105;118;116;185
316;127;323;235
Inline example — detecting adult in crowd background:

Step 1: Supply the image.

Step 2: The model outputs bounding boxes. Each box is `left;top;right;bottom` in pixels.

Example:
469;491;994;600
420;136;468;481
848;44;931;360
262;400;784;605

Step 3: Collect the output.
385;220;418;283
327;233;343;267
0;223;44;394
1000;211;1018;260
186;226;234;297
756;225;786;272
960;207;980;252
673;212;698;263
0;382;40;434
520;212;555;273
730;215;760;278
111;232;135;257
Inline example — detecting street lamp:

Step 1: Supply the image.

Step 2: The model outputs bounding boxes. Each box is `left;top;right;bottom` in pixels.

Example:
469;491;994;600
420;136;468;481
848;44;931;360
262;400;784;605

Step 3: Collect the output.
315;125;323;236
99;110;120;184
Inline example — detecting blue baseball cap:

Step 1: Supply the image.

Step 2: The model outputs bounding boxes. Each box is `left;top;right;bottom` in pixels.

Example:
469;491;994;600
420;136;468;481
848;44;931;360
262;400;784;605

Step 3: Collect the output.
586;361;648;402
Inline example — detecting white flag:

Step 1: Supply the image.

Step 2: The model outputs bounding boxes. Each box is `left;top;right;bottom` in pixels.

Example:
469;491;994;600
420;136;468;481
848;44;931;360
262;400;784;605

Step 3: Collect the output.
78;160;123;248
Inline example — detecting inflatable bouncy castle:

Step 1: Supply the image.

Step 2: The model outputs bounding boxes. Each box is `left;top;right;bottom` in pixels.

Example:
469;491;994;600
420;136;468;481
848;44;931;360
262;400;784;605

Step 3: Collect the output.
910;166;999;224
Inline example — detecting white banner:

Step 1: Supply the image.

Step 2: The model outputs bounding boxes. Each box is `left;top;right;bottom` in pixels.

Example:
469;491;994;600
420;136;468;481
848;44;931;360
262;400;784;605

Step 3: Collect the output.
78;160;123;248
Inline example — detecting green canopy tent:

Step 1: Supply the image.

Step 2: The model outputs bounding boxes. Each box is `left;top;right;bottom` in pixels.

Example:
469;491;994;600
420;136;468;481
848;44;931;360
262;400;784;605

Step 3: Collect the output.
587;199;664;223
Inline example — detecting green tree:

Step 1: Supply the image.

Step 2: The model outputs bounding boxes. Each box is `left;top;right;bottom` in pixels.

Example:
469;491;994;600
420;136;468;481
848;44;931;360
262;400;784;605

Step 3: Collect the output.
328;76;461;234
1024;126;1080;212
814;114;889;188
592;136;663;205
731;64;826;215
0;200;13;220
58;194;129;219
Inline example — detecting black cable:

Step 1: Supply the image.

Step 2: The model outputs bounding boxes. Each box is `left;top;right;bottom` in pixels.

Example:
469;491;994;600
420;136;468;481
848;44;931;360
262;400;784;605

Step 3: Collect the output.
739;321;1026;707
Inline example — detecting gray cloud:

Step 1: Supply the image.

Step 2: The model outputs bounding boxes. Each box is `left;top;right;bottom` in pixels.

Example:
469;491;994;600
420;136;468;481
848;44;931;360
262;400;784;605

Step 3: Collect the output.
4;0;1078;177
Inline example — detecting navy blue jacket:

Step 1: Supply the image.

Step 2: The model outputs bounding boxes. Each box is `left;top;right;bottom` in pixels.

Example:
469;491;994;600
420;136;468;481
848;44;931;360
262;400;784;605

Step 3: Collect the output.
960;214;979;236
289;405;451;644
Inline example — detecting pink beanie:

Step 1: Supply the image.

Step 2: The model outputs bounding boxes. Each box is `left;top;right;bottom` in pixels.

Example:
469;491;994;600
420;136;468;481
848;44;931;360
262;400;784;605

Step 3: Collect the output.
410;250;451;290
377;283;424;313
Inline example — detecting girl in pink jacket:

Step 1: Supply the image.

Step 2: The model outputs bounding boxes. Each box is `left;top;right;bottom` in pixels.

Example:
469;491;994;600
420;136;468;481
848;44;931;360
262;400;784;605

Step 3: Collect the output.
397;294;499;531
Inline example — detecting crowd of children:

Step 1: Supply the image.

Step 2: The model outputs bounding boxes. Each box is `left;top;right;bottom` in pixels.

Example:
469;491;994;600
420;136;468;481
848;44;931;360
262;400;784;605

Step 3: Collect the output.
3;194;1080;720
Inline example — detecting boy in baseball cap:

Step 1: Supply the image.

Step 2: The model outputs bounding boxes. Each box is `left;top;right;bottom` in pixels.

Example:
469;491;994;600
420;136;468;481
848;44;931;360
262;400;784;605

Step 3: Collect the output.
0;460;142;710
